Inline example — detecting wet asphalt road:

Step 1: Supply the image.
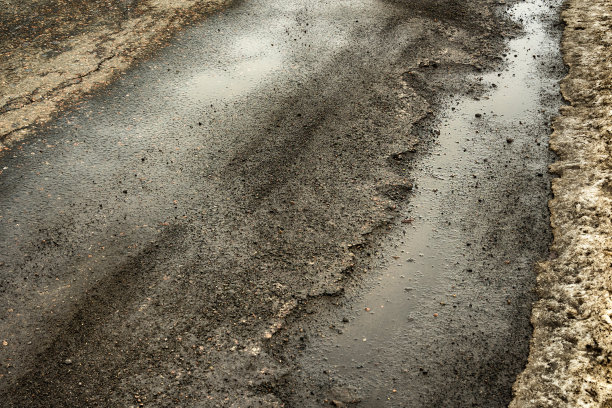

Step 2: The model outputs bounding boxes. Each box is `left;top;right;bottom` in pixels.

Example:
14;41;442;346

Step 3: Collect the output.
0;0;563;406
294;1;564;405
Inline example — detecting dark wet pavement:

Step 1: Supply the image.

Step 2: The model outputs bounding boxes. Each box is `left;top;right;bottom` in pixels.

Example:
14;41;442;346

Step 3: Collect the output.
0;0;564;406
295;1;565;405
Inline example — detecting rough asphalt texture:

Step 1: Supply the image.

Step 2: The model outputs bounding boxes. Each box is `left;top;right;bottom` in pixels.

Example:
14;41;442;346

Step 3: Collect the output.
511;0;612;406
0;0;563;406
0;0;229;144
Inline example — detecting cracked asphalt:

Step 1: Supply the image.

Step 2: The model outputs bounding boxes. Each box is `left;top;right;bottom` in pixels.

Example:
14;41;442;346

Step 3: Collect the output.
0;0;229;144
0;0;565;406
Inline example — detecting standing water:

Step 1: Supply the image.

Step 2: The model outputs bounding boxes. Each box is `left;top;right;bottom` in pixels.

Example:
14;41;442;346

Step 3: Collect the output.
298;0;564;405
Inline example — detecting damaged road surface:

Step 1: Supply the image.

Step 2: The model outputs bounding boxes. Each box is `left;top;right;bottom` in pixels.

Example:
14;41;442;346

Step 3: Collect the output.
0;0;564;406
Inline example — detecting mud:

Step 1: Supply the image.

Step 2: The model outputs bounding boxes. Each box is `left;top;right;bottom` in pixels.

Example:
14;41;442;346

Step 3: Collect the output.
0;0;230;146
510;0;612;406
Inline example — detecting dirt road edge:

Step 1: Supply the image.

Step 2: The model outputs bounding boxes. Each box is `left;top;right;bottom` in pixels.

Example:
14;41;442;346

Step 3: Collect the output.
510;0;612;406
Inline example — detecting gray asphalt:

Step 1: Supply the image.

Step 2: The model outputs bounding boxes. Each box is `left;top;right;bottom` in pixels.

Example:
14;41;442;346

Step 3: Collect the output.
0;0;563;406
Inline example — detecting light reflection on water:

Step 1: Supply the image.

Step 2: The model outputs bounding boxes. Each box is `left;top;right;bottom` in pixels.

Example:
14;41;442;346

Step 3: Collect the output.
305;0;560;404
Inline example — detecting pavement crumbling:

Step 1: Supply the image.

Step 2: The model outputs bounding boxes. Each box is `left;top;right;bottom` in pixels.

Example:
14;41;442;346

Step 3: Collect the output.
2;0;602;406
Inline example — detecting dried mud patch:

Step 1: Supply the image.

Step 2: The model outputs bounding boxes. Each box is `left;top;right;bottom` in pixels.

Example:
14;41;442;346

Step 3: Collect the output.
511;0;612;406
0;0;230;147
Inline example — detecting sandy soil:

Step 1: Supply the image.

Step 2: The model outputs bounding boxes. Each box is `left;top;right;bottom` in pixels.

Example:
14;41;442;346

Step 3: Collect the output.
0;0;230;147
511;0;612;406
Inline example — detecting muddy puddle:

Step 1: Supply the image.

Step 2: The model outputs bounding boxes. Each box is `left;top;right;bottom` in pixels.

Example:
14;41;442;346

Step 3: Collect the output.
298;0;563;405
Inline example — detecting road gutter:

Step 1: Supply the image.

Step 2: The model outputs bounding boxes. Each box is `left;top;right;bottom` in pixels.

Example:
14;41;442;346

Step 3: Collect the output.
511;1;612;406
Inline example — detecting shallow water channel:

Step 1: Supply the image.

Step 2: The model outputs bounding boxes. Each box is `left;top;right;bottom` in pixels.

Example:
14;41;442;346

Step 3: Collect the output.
299;0;563;405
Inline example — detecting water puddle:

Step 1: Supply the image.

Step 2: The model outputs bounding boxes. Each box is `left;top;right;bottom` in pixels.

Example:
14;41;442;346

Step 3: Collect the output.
301;0;562;404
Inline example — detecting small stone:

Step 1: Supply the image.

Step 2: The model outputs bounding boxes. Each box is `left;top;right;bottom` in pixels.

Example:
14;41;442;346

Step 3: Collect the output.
64;359;73;365
506;137;514;143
